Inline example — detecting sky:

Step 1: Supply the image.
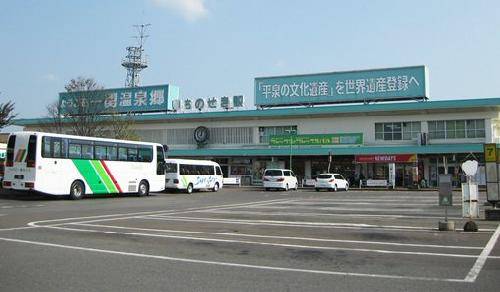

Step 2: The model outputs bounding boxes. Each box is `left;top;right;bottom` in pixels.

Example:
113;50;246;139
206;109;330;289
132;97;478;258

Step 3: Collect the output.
1;0;500;124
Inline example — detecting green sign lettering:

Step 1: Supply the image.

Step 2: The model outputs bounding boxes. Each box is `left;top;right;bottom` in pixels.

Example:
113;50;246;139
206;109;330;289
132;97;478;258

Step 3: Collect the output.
269;133;363;146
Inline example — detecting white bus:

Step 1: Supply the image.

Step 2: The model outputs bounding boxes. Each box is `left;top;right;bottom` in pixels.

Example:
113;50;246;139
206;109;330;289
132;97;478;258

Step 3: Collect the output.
165;158;223;194
2;131;166;199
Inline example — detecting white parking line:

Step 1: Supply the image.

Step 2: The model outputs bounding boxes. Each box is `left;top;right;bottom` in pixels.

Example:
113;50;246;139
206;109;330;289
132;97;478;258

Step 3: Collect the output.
28;198;294;227
282;201;438;206
143;215;496;233
464;224;500;282
196;209;465;220
251;206;438;213
0;226;38;232
70;222;484;250
0;236;470;282
51;223;488;259
141;215;439;232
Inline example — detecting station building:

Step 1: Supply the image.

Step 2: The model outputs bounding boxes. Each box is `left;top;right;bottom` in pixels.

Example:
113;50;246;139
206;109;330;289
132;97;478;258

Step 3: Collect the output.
14;66;500;187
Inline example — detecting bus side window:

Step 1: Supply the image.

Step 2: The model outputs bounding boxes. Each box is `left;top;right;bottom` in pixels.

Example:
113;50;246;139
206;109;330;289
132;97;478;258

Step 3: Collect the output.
42;137;65;158
180;164;187;175
94;145;107;160
138;146;153;162
42;137;51;158
51;138;66;158
127;147;138;161
118;147;127;161
206;165;214;175
81;144;93;159
216;166;222;176
68;144;82;159
107;146;117;161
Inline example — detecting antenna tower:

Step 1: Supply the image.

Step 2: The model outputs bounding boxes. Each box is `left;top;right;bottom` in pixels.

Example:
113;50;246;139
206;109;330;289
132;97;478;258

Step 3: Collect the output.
121;24;150;87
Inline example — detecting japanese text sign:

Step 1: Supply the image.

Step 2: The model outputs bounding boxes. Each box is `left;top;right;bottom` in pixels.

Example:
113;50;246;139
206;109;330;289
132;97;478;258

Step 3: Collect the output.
171;95;245;113
59;84;179;115
255;66;428;107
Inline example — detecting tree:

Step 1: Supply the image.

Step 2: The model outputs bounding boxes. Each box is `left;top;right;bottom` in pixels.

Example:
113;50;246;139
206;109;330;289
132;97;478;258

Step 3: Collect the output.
65;76;104;92
105;113;140;141
46;100;65;134
46;76;137;139
0;100;17;131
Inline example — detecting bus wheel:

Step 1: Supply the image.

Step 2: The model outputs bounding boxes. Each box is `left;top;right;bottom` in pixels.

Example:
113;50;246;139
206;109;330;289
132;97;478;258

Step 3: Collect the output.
138;180;149;197
186;184;193;194
69;180;85;200
212;182;219;192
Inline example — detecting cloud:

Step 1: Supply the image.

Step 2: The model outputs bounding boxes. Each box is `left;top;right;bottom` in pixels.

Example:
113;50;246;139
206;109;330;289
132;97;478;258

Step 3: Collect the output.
42;73;58;81
152;0;209;22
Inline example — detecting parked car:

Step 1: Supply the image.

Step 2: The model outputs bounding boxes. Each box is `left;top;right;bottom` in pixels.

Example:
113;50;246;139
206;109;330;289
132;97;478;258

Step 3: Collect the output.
315;173;349;191
263;169;298;191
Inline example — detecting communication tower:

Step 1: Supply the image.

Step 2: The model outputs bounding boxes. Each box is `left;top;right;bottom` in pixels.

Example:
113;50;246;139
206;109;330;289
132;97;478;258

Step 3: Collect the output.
121;24;150;87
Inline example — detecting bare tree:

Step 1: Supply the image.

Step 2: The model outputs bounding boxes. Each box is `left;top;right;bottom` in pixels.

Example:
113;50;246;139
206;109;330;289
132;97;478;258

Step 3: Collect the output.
46;100;65;134
65;76;104;92
46;76;137;139
0;100;17;130
105;112;139;141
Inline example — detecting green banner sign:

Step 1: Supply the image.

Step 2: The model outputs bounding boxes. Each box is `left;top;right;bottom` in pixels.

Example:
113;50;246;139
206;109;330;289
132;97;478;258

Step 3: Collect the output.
269;133;363;146
255;66;428;107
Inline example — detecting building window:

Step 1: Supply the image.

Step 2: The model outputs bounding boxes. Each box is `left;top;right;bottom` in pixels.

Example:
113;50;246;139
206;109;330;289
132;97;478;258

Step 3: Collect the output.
210;127;253;144
259;125;297;144
375;122;421;141
428;119;485;139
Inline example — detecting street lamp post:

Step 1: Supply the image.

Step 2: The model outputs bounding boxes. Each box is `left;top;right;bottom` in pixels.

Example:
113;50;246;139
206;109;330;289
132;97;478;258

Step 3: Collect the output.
285;129;296;170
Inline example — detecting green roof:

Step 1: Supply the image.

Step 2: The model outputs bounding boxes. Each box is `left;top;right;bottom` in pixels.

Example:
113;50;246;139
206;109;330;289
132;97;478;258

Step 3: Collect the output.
14;97;500;126
167;143;484;157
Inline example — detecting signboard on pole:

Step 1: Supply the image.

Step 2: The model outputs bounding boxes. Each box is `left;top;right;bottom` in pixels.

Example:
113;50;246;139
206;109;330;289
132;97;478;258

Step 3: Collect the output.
255;66;428;107
439;174;453;206
484;143;497;163
484;144;500;203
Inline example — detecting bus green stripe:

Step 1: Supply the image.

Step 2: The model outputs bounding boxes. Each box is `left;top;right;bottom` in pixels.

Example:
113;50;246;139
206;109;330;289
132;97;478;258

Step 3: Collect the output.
90;160;117;193
72;160;108;194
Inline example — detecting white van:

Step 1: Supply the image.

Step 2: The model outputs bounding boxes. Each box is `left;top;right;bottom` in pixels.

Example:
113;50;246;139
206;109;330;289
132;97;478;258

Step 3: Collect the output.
262;169;298;191
165;159;223;194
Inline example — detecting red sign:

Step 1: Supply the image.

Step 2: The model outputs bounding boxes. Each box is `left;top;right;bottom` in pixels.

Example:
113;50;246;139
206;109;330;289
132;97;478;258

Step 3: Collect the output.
355;154;417;163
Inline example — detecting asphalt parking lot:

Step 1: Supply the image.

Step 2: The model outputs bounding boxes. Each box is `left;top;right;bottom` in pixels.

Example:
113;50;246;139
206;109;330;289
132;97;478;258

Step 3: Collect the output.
0;188;499;291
